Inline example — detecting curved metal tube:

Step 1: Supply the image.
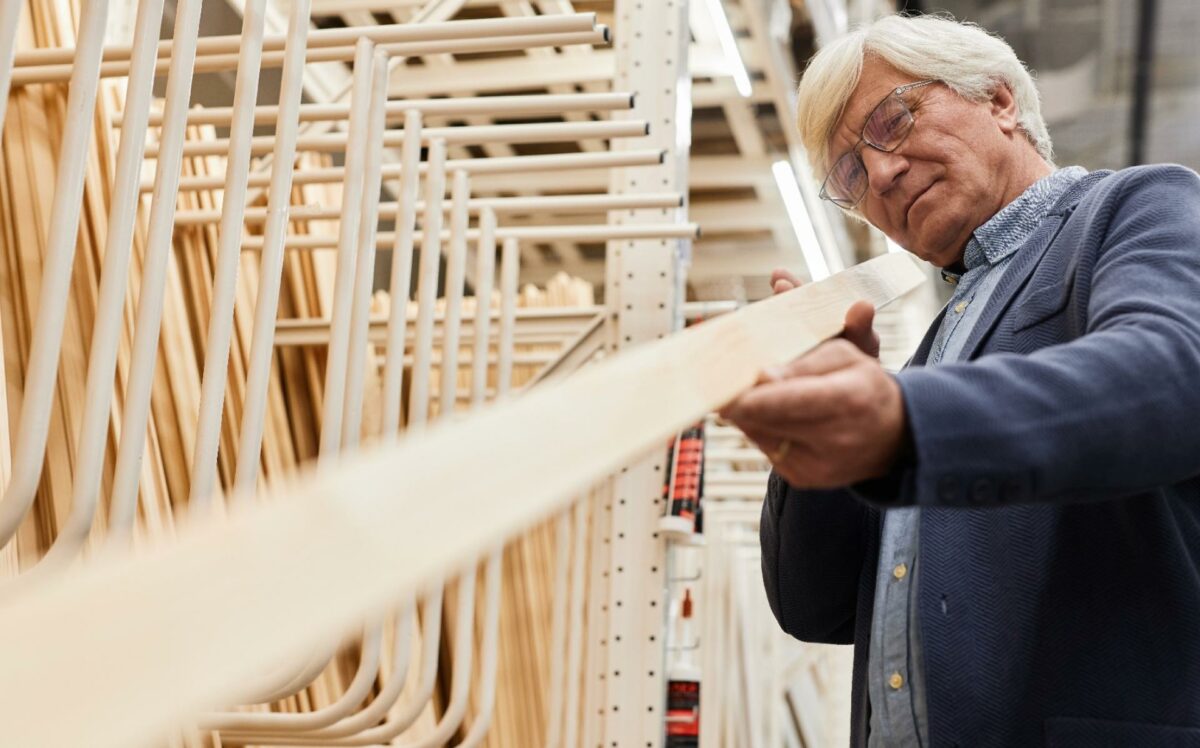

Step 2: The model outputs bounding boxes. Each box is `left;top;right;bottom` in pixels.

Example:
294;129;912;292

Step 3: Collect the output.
0;0;23;139
9;0;165;581
338;568;477;747
543;512;572;748
313;36;375;463
561;497;590;748
453;551;503;748
379;110;424;438
204;46;393;732
340;49;391;449
106;0;206;540
187;0;271;510
225;30;370;706
0;0;111;548
228;0;312;502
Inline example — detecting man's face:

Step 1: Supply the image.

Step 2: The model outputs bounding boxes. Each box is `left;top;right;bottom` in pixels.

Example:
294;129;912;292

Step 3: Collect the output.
827;58;1022;268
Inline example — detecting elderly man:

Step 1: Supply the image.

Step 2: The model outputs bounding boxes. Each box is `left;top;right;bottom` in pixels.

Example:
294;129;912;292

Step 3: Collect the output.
720;13;1200;748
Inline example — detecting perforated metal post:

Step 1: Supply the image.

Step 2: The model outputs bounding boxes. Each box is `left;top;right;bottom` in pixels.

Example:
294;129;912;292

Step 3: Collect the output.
597;1;693;746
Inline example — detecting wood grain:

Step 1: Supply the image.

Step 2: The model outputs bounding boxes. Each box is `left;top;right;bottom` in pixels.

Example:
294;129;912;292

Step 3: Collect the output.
0;253;923;748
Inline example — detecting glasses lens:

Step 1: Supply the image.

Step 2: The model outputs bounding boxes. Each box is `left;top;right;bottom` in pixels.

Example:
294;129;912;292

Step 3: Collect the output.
863;94;914;151
823;151;867;207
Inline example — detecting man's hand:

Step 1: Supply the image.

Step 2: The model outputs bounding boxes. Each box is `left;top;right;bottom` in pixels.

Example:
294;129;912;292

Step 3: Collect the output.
718;268;906;489
771;268;880;358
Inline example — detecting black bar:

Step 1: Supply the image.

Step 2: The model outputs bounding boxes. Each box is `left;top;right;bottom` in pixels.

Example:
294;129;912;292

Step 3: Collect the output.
1130;0;1160;165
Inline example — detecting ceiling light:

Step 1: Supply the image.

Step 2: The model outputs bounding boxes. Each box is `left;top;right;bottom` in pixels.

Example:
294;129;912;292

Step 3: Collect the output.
772;160;830;281
703;0;753;98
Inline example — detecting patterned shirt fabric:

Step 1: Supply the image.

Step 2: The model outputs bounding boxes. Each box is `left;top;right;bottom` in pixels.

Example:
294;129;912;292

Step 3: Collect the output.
866;165;1089;748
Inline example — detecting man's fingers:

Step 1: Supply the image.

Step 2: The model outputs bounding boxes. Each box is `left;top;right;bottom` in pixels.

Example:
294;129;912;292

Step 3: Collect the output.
720;340;863;420
777;339;865;380
843;300;881;358
736;425;784;456
721;373;849;427
770;268;802;295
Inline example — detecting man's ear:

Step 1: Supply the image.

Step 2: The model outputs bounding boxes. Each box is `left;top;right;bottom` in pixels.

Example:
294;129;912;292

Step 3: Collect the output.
990;82;1020;134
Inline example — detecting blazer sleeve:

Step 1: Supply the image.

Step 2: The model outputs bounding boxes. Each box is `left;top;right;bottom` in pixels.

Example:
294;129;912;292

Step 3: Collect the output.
874;165;1200;508
761;470;868;644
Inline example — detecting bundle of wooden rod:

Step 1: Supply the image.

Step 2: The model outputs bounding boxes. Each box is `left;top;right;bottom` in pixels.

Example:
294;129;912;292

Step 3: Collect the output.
0;1;699;746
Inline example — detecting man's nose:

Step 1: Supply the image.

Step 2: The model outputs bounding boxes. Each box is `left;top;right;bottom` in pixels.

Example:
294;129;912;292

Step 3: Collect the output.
861;147;908;196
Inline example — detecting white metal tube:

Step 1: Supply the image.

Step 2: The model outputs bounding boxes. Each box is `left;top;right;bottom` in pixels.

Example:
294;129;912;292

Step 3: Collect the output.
240;222;701;251
122;92;635;128
339;49;390;450
380;110;423;438
15;12;598;66
187;0;270;510
12;29;608;84
437;170;471;421
106;0;205;541
406;139;448;432
201;622;384;732
232;233;505;745
239;146;460;747
280;566;472;748
148;119;648;158
221;37;362;708
172;192;684;226
497;238;521;397
201;50;392;736
267;144;449;747
28;0;166;572
226;579;451;746
343;568;477;747
151;149;666;193
470;210;497;410
0;0;22;138
217;599;418;742
228;0;311;501
452;214;508;748
0;0;109;552
228;121;420;748
544;512;571;748
315;37;374;463
561;497;590;748
453;551;504;748
257;154;459;745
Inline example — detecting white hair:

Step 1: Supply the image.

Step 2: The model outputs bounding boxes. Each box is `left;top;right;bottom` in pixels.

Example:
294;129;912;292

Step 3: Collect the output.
796;13;1054;180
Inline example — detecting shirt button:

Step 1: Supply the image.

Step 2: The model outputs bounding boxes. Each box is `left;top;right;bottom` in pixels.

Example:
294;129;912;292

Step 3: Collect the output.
889;672;905;690
892;563;908;580
954;300;969;314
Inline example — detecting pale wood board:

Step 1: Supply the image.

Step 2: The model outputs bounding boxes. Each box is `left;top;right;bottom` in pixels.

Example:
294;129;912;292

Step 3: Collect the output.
0;232;922;748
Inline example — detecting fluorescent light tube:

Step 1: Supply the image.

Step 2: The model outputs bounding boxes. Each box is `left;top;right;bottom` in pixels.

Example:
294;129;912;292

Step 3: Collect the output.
773;160;830;281
704;0;753;97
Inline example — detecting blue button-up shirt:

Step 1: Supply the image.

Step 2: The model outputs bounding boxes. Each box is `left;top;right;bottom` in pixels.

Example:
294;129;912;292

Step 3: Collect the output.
866;166;1088;747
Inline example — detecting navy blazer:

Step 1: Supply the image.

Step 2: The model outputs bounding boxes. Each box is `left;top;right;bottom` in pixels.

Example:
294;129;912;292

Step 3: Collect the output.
760;165;1200;747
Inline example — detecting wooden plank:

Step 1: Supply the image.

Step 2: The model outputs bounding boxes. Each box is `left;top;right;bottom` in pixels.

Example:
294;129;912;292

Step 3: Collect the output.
0;253;921;748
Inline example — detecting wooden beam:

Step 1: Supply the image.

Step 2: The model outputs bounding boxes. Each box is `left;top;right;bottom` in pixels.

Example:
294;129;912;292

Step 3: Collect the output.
0;255;924;748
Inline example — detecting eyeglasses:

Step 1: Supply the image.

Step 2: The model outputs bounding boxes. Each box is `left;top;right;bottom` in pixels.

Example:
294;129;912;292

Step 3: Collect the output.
819;79;937;209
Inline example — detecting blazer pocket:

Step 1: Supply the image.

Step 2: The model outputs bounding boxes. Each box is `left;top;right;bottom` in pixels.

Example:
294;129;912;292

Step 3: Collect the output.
1045;716;1200;747
1011;279;1071;334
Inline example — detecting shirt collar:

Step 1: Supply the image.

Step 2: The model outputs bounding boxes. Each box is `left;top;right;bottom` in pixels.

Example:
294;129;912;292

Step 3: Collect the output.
940;165;1088;284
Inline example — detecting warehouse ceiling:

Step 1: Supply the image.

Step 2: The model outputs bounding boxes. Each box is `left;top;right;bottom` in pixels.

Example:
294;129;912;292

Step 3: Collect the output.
135;0;858;302
136;0;1193;304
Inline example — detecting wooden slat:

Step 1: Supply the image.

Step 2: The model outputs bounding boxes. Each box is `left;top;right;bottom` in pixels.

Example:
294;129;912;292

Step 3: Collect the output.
0;253;922;748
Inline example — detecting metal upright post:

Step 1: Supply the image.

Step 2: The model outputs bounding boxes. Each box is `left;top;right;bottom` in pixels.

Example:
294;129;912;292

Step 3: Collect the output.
598;1;693;746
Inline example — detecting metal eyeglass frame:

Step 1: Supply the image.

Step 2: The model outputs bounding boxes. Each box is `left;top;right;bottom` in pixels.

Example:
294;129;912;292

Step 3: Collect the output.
818;79;938;209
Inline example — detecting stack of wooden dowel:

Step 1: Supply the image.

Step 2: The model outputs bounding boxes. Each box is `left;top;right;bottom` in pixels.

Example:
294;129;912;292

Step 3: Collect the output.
0;0;700;746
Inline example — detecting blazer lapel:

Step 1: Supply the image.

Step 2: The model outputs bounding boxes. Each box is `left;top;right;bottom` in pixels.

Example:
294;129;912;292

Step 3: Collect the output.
956;170;1112;361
